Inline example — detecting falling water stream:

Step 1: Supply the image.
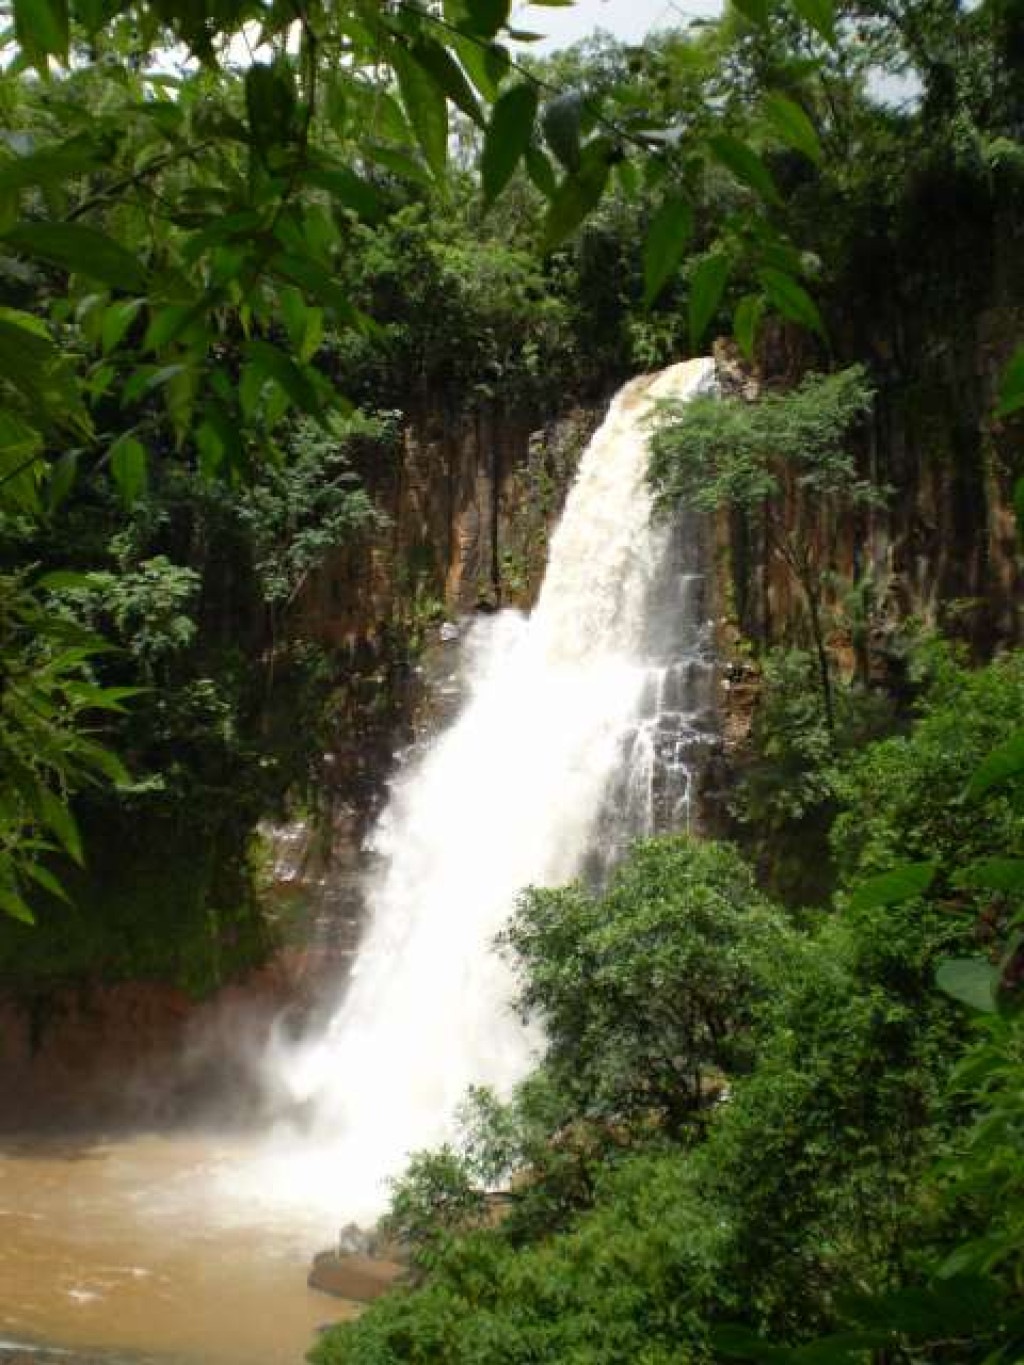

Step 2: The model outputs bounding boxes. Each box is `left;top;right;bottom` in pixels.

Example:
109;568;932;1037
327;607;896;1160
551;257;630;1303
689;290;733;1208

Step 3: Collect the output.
0;358;717;1365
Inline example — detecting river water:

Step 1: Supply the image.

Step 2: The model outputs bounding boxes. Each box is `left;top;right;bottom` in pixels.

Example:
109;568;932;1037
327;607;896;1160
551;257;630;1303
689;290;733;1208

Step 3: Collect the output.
0;1133;355;1365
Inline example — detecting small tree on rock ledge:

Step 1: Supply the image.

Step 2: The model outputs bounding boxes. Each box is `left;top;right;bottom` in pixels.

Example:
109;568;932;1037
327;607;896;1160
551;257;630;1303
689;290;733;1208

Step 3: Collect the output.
648;367;880;742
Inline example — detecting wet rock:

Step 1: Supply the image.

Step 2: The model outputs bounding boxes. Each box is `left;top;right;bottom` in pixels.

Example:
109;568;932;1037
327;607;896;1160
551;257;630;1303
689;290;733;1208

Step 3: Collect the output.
309;1250;406;1303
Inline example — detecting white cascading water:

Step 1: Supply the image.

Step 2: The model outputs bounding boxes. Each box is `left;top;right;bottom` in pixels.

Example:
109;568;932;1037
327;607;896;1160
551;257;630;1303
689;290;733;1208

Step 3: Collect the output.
247;356;717;1224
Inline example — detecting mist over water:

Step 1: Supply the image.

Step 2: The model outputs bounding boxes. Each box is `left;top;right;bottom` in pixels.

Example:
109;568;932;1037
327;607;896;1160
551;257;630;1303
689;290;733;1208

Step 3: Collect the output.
238;356;718;1224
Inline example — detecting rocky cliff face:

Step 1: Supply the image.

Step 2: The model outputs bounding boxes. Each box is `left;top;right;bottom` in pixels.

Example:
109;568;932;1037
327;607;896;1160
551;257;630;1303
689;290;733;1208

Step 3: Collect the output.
711;191;1024;684
0;398;601;1129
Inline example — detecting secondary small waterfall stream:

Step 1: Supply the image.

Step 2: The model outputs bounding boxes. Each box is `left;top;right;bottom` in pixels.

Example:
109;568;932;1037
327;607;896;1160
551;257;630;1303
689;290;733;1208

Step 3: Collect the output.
250;355;719;1221
0;356;717;1365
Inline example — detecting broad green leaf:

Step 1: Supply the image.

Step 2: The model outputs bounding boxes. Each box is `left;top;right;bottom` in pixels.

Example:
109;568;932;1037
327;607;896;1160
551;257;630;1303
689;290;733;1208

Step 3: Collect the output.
14;0;69;66
542;92;583;172
302;164;385;222
847;861;937;911
792;0;836;44
36;570;95;591
482;83;538;206
954;857;1024;893
109;433;147;506
4;223;146;291
0;884;34;924
763;93;823;164
525;143;557;199
967;730;1024;799
711;1325;792;1362
35;787;83;865
0;411;42;513
733;293;765;362
244;340;321;416
0;134;103;200
363;143;433;187
0;314;89;435
461;0;510;38
46;450;77;512
408;37;484;128
689;254;730;350
995;345;1024;418
540;156;609;253
393;42;448;179
729;0;770;23
759;266;826;338
936;958;1000;1013
245;61;297;156
101;298;145;355
271;254;363;329
23;862;71;904
643;196;694;308
143;302;199;354
841;1274;1001;1337
708;135;782;205
450;33;509;101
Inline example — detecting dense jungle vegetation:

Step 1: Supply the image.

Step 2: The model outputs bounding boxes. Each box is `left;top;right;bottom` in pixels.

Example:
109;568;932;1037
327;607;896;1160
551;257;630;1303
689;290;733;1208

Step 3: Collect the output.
1;0;1024;1361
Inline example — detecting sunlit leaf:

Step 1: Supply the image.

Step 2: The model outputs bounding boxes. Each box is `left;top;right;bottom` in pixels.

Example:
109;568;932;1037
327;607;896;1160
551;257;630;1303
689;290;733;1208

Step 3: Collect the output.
733;293;765;362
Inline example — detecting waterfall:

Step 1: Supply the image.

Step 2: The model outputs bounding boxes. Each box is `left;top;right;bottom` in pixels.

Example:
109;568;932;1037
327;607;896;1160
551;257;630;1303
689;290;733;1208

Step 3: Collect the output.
253;357;717;1223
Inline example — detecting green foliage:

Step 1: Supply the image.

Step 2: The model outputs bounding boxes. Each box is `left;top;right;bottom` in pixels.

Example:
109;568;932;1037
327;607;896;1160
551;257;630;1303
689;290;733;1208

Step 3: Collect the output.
649;367;876;516
651;368;877;739
316;645;1024;1365
831;646;1024;887
503;837;793;1135
728;647;891;903
0;573;130;922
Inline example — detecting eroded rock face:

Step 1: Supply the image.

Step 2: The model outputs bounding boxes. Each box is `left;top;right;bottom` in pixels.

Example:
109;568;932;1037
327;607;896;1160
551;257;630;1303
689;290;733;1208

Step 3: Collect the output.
295;400;598;646
710;189;1024;665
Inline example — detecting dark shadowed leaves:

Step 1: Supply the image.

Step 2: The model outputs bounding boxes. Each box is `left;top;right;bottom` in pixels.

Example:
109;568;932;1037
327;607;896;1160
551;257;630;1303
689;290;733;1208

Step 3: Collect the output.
482;83;538;206
643;196;694;307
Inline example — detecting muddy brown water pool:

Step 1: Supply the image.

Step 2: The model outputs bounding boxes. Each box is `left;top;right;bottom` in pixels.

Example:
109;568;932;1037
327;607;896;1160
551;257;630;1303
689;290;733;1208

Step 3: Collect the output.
0;1134;358;1365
